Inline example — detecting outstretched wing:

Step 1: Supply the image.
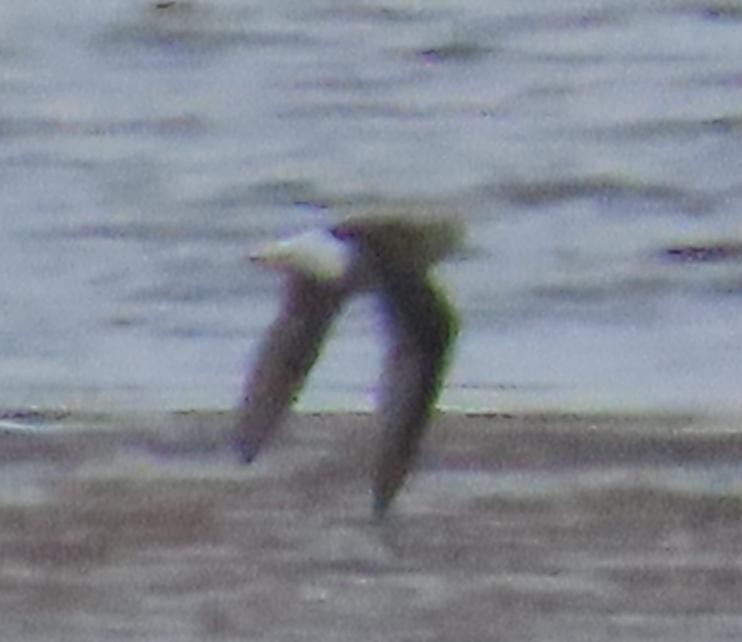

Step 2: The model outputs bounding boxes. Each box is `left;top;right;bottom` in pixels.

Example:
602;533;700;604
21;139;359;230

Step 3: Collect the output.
235;278;346;462
372;271;458;516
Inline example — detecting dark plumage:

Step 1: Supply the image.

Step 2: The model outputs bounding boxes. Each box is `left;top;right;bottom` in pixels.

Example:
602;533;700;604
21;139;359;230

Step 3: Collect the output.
235;213;462;515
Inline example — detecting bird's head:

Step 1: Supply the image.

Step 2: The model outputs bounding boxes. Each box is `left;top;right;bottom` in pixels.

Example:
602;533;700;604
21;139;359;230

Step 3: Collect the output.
249;230;352;284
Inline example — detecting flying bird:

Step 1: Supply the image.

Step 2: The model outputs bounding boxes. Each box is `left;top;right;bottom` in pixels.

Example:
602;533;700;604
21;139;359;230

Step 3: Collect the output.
235;212;462;516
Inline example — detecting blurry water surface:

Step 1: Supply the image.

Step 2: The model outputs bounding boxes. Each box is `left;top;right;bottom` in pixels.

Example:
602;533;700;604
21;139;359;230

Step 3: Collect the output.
3;0;742;413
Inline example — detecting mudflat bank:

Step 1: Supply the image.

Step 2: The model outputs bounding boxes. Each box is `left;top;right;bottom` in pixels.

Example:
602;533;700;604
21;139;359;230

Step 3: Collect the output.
1;409;741;641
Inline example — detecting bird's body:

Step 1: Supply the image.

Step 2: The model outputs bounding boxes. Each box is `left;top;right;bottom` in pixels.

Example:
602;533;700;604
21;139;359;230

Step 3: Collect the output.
236;211;461;515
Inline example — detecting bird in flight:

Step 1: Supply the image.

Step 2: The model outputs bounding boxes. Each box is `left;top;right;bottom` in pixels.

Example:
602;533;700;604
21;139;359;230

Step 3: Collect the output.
235;211;462;516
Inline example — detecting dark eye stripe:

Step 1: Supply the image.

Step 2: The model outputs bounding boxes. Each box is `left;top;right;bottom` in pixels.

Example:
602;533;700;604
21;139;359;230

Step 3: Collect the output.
329;225;357;241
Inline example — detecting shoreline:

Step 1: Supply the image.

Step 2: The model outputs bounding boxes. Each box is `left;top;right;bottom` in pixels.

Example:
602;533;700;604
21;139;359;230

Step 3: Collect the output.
1;407;741;469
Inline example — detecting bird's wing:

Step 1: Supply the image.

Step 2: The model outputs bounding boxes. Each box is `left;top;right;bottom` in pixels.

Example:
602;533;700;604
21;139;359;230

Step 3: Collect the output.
235;277;346;462
372;271;458;516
